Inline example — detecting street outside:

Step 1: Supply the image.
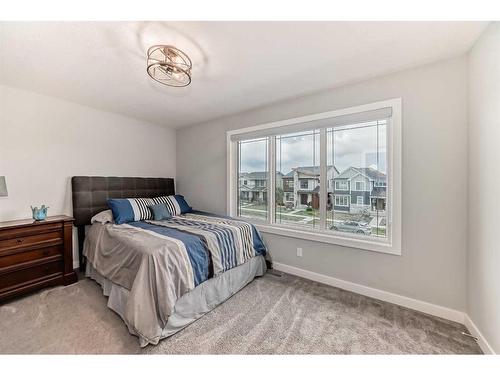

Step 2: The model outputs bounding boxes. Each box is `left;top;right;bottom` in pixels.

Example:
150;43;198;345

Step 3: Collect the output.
239;202;387;237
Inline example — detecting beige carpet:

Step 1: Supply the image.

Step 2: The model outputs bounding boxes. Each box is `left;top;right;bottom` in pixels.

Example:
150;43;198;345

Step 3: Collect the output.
0;272;482;354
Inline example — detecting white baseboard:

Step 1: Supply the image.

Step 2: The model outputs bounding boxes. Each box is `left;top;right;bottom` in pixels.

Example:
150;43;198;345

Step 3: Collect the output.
272;262;465;324
464;314;496;354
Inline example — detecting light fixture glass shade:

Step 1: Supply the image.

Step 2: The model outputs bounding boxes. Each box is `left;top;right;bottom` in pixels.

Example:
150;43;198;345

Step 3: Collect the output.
147;45;192;87
0;176;7;197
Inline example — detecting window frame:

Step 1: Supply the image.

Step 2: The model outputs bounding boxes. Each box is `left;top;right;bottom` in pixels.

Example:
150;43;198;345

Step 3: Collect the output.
335;180;349;191
227;98;402;255
335;195;349;207
354;181;366;191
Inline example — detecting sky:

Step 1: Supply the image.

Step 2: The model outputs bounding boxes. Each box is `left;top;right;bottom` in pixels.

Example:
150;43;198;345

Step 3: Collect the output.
239;121;387;176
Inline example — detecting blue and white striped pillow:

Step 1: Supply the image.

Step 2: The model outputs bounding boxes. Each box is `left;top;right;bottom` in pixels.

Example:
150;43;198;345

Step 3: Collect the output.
152;195;192;216
107;197;154;224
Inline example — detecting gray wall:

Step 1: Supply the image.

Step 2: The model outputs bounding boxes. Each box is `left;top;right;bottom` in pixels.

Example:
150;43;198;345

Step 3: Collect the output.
0;84;177;268
176;56;468;311
467;23;500;353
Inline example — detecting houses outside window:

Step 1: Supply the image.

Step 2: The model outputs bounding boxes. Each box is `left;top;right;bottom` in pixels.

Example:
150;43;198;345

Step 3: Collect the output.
228;99;402;255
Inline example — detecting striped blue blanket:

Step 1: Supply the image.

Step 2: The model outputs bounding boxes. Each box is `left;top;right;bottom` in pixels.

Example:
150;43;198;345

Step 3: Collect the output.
129;212;267;286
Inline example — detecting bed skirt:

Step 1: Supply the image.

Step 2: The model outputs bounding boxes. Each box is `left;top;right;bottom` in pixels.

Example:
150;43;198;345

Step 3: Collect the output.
86;255;267;347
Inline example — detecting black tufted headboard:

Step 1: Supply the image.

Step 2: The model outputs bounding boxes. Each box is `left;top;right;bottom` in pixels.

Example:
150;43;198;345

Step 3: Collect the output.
71;176;175;269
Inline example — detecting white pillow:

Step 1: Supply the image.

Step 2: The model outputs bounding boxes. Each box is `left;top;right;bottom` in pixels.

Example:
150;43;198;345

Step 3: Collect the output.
91;210;114;224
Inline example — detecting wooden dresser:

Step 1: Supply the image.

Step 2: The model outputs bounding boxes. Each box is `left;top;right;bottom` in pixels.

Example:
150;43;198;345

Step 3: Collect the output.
0;215;77;302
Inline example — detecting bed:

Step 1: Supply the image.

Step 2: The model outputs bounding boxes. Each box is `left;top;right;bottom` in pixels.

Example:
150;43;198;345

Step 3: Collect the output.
71;176;268;347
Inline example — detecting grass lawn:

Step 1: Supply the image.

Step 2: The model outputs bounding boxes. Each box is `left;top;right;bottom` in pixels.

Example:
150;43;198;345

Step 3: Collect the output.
240;204;386;236
275;213;305;222
294;209;319;217
240;203;267;211
239;207;267;220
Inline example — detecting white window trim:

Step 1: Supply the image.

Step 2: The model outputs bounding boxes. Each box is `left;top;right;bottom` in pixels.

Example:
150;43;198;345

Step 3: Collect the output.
227;98;402;255
354;181;366;191
356;196;364;205
335;195;349;207
335;180;349;191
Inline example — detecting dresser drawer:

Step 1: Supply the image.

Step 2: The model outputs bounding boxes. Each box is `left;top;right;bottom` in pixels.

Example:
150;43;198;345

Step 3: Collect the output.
0;222;62;241
0;216;75;302
0;231;62;254
0;245;63;268
0;259;63;291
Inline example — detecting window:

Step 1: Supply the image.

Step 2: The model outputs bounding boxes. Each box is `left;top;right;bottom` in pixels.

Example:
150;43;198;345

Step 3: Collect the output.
328;120;387;240
275;130;320;229
335;195;349;206
355;181;365;191
228;99;402;255
237;138;268;221
335;180;349;190
284;179;294;190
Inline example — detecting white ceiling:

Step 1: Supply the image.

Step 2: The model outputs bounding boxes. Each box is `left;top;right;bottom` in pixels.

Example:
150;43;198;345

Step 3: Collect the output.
0;21;488;128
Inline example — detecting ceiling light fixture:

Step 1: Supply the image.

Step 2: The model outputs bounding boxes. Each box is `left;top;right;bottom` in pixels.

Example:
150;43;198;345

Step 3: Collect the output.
147;45;192;87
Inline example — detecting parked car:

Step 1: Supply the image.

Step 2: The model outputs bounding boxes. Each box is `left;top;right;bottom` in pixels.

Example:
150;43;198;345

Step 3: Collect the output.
330;220;372;235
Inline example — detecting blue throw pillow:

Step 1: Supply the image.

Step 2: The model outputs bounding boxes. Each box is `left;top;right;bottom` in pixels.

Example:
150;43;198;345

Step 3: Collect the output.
152;195;192;216
148;203;172;221
107;197;154;224
173;195;192;214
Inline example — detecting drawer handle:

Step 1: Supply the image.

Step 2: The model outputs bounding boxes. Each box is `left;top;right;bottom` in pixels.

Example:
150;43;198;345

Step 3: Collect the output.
44;266;50;273
16;239;24;244
42;250;50;256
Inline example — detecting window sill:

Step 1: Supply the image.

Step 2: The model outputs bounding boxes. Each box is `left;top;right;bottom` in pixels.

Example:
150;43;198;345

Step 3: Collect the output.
253;223;401;256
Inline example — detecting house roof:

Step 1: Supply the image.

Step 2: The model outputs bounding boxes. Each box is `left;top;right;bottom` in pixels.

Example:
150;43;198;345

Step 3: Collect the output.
358;167;386;180
241;172;267;179
240;171;282;179
335;167;386;181
283;165;338;178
